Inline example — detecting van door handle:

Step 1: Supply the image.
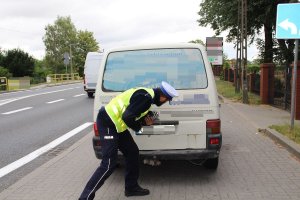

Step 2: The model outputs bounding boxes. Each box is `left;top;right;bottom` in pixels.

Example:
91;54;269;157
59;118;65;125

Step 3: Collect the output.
153;120;179;125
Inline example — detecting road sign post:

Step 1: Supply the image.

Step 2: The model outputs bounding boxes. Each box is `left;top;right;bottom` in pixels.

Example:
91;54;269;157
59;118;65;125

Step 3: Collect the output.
276;3;300;129
63;52;70;74
291;40;299;129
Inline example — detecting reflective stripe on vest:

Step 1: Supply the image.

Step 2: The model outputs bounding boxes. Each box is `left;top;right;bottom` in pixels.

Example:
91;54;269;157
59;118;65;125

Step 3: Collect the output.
105;88;155;133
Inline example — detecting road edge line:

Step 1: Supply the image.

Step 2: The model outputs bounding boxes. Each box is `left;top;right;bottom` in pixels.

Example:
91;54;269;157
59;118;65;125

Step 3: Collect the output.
0;122;92;179
0;129;94;198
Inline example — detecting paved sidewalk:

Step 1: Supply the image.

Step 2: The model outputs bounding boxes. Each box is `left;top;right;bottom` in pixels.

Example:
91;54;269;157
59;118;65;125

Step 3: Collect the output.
221;98;296;128
0;98;300;200
221;97;300;158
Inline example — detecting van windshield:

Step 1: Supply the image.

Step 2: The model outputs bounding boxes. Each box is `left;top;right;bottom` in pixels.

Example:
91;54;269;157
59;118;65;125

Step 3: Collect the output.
103;48;208;91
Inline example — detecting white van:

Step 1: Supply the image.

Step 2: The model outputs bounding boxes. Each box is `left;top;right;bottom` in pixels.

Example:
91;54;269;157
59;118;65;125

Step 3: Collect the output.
83;52;103;98
93;43;221;169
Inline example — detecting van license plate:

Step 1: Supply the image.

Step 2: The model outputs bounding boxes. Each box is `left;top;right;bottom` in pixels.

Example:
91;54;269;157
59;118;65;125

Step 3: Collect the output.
139;125;175;135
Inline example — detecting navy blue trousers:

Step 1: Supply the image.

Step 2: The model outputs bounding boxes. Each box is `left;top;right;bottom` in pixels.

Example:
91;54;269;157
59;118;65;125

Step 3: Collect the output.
79;107;140;200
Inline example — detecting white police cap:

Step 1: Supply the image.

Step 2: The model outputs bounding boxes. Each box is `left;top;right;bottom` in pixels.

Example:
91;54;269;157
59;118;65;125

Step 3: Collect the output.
160;81;178;100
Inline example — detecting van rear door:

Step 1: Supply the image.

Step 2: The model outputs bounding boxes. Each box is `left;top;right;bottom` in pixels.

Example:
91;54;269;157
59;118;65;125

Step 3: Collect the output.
84;52;102;96
99;46;219;150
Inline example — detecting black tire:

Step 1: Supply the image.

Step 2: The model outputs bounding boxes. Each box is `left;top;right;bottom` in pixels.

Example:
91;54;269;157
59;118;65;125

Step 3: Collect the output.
203;157;219;170
87;92;94;98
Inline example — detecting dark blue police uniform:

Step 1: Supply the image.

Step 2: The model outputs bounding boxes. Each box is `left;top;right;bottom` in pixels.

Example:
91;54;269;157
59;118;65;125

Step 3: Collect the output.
79;89;156;200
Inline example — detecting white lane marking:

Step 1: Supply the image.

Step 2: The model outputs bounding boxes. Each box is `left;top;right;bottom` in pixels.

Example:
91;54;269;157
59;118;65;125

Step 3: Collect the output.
0;89;29;95
46;99;65;104
73;94;85;97
0;87;77;106
0;122;93;179
0;99;13;105
2;107;33;115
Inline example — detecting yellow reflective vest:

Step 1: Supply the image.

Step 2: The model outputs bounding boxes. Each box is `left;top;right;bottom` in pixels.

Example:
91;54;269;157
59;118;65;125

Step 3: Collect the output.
105;88;155;133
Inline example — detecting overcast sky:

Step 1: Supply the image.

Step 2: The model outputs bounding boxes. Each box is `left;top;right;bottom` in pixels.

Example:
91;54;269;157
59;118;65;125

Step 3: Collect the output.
0;0;258;60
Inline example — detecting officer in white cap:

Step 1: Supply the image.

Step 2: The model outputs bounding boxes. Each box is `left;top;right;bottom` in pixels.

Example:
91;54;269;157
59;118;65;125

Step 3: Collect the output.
79;81;178;200
160;81;178;101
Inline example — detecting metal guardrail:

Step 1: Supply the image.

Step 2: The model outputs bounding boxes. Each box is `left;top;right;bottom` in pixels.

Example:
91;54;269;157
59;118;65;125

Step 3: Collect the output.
47;73;80;83
0;77;8;90
1;77;31;91
8;77;30;90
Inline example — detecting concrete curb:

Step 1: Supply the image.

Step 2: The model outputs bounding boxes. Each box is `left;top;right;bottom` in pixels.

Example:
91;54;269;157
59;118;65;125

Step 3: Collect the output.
261;128;300;160
30;80;82;89
0;81;81;94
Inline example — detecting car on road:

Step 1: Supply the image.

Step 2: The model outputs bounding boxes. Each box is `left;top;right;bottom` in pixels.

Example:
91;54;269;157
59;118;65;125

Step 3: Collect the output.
92;43;222;169
83;52;103;98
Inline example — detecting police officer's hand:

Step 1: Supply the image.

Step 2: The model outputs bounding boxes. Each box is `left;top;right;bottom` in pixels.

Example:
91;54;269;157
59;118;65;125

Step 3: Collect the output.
144;115;155;126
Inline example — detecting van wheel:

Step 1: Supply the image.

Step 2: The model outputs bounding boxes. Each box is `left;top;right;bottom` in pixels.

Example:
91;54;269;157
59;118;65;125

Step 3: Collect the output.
203;157;219;170
87;92;94;98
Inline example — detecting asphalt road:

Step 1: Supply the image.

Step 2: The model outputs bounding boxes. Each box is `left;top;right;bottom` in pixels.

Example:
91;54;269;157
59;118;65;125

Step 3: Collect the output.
0;83;94;191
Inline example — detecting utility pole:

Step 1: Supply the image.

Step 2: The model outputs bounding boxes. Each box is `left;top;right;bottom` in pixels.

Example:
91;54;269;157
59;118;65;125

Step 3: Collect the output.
237;0;249;103
291;39;299;129
235;0;241;93
69;44;75;80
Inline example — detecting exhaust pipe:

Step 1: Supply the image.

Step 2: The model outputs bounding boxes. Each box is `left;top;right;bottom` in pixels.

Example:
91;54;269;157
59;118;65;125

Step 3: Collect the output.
143;158;161;166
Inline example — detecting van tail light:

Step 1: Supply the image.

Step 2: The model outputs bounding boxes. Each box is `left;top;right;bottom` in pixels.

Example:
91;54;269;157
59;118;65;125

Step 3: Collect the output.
210;138;220;145
83;74;86;85
93;122;99;136
206;119;221;148
206;119;221;134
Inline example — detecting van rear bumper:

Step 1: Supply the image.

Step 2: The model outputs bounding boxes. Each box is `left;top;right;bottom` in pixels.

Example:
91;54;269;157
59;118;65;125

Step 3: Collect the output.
93;136;220;160
83;86;95;92
139;149;220;160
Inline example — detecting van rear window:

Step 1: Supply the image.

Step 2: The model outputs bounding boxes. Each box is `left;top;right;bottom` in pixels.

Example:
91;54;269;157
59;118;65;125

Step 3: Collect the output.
103;48;208;91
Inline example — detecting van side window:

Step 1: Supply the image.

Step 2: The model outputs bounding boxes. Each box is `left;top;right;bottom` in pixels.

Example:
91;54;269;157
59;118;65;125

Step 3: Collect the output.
103;48;208;91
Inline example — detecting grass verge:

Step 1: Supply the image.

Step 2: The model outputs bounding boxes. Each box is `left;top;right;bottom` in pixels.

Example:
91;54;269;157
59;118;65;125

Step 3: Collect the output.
215;79;261;104
269;124;300;145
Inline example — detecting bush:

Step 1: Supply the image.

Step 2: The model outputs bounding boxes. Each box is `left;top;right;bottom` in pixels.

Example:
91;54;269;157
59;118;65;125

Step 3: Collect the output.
0;66;12;78
30;60;49;84
219;70;225;80
31;69;47;84
248;64;260;73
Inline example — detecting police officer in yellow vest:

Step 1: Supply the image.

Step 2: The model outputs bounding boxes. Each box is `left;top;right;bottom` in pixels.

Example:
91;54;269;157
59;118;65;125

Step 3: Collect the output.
79;81;178;200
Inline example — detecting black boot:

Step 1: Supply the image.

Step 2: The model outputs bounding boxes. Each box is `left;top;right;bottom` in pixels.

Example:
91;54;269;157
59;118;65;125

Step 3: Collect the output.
125;185;150;197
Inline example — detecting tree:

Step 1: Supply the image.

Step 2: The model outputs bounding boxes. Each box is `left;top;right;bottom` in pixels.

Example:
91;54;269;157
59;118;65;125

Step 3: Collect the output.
189;39;205;46
0;48;4;66
43;16;77;74
197;0;297;63
0;66;12;78
256;38;295;66
2;49;35;77
43;16;100;75
73;30;99;76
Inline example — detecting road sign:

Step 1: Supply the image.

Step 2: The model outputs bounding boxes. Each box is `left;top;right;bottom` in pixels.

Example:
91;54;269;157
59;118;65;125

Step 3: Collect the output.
276;3;300;39
206;37;223;65
63;52;70;65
